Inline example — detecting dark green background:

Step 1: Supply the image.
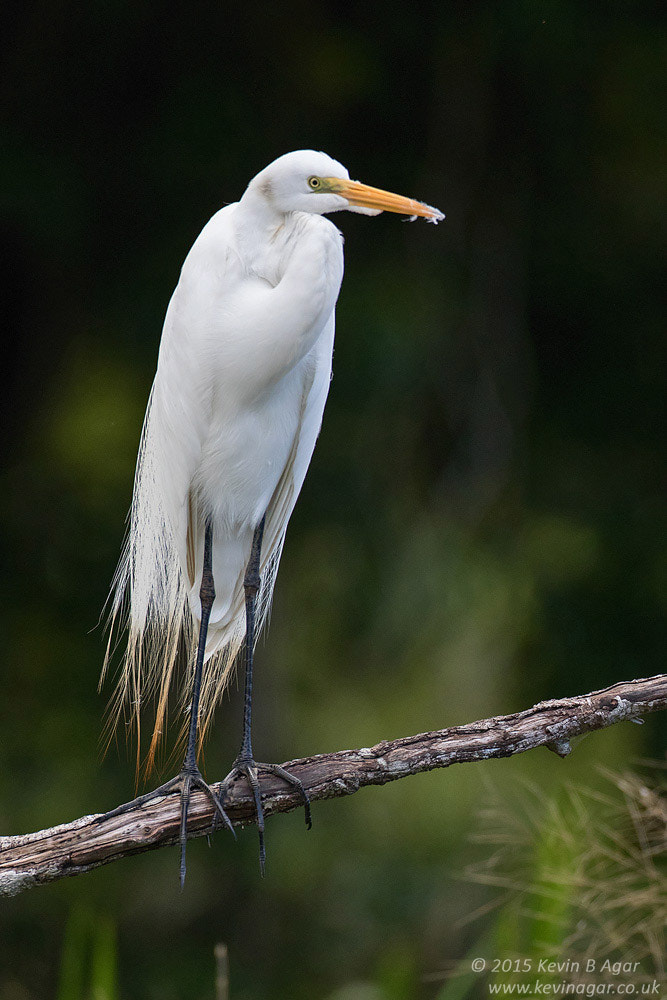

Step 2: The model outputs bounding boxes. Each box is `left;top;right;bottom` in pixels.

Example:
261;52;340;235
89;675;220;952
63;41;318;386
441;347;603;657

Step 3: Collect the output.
1;2;664;997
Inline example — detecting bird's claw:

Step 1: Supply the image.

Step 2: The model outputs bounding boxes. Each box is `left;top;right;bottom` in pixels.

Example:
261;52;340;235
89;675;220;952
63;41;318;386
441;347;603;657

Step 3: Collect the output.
176;765;235;887
217;756;312;876
100;764;234;888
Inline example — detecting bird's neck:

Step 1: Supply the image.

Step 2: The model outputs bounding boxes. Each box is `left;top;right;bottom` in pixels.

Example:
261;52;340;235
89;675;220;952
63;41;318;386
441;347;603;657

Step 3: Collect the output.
234;189;292;280
236;187;284;240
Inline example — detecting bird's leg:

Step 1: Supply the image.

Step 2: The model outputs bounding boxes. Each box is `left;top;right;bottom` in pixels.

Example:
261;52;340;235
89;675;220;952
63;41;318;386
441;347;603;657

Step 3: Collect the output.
218;516;312;875
174;520;235;884
240;515;265;762
99;521;234;887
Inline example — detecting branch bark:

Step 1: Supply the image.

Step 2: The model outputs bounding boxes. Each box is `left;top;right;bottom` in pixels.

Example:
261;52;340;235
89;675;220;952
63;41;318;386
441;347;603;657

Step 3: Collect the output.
2;674;665;896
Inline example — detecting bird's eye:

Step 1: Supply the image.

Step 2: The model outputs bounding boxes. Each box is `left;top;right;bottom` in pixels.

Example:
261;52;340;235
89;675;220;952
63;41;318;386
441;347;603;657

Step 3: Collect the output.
307;176;321;190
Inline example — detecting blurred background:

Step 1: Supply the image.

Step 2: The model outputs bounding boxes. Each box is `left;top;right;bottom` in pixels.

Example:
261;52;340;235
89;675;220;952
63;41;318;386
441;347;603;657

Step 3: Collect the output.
1;1;665;997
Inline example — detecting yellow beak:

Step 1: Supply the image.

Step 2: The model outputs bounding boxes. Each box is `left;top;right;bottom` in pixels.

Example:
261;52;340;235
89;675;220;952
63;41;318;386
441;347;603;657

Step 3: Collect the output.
325;177;444;222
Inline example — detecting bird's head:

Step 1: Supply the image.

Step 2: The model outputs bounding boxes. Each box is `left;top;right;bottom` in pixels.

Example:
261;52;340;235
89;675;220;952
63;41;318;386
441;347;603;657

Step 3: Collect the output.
244;150;444;223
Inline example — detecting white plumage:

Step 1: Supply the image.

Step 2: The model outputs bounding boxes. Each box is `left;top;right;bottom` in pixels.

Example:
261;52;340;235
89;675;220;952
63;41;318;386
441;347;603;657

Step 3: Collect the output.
102;150;444;770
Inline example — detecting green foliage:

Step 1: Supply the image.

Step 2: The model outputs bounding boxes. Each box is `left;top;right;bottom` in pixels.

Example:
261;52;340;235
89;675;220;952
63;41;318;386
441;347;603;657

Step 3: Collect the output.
468;771;666;988
57;908;117;1000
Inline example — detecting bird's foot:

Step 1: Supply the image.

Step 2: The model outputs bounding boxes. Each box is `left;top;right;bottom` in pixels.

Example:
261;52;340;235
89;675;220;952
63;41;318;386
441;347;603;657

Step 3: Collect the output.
218;755;312;875
100;763;234;887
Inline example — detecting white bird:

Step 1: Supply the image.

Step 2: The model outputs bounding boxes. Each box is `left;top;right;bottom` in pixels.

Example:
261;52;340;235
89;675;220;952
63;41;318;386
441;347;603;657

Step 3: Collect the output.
101;150;444;881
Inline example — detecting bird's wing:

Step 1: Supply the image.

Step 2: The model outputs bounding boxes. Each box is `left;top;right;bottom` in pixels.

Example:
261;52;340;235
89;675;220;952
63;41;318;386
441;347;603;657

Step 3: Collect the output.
259;313;336;623
101;206;242;757
100;303;206;761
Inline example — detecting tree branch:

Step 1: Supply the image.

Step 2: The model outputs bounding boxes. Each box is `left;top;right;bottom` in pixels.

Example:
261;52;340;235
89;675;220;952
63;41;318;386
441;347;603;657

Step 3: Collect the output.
2;674;665;896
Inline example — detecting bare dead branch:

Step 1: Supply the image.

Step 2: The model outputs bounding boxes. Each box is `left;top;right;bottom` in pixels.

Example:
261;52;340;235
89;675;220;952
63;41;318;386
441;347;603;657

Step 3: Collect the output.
1;674;665;896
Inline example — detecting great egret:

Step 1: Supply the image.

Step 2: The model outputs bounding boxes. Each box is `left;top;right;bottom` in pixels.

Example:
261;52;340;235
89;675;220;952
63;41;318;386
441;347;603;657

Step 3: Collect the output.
102;150;444;882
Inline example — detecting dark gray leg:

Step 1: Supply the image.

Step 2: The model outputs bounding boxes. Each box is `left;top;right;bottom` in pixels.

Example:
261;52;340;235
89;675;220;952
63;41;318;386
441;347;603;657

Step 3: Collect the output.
240;513;265;761
219;516;312;875
176;521;235;884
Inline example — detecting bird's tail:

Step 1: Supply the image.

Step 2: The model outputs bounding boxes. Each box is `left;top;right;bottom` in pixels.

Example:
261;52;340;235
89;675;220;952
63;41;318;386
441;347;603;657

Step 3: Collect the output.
99;495;192;778
100;384;194;776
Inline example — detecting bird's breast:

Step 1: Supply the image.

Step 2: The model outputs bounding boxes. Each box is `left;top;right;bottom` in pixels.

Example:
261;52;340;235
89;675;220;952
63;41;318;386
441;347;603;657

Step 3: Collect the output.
234;210;342;284
196;354;312;530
